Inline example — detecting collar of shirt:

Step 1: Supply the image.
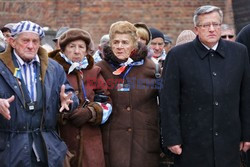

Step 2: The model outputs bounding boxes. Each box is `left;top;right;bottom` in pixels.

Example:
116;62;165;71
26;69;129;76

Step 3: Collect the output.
201;42;219;51
13;49;40;67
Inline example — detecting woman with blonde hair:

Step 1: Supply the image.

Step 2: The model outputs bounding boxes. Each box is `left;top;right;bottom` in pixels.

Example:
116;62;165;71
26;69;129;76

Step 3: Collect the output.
97;21;161;167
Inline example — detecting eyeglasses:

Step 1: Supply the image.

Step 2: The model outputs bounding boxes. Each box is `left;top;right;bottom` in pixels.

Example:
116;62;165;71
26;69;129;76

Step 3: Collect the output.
221;35;234;39
197;23;221;29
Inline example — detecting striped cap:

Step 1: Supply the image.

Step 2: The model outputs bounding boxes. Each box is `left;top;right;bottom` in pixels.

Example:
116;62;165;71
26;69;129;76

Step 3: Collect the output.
11;21;45;38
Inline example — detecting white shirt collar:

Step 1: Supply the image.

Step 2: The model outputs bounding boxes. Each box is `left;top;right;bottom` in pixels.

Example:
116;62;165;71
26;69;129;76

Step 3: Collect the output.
201;42;219;51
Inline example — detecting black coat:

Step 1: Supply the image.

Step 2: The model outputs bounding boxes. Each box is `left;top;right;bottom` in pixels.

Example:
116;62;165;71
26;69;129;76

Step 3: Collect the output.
160;37;250;167
236;24;250;59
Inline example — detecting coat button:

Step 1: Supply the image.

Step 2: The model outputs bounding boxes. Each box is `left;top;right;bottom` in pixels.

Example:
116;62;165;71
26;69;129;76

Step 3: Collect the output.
211;54;214;57
215;132;219;136
76;135;80;140
214;101;219;106
212;72;217;76
126;107;131;111
127;128;132;132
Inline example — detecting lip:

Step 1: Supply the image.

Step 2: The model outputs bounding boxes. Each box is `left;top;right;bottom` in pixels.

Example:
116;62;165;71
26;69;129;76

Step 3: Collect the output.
208;34;217;38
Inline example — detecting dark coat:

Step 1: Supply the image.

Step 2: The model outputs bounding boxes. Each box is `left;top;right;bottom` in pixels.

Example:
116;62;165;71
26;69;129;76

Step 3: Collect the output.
236;23;250;167
236;24;250;59
49;50;110;167
160;37;250;167
0;46;79;167
96;43;161;167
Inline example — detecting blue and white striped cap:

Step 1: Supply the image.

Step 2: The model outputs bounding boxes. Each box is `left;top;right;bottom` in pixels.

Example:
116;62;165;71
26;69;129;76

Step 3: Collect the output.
11;21;45;38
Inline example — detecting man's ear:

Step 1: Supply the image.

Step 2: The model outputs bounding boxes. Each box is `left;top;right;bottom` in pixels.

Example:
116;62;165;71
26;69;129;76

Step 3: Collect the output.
8;37;15;48
194;27;199;35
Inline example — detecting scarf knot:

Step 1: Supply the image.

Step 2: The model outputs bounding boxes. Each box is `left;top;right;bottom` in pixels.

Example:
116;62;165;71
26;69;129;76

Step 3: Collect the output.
59;52;89;74
112;58;144;75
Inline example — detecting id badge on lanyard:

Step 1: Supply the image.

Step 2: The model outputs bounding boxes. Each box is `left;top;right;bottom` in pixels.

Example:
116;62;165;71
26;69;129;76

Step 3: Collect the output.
117;83;130;92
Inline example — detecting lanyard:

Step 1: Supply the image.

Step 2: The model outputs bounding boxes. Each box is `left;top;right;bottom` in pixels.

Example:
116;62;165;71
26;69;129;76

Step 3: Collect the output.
122;66;133;80
81;80;89;104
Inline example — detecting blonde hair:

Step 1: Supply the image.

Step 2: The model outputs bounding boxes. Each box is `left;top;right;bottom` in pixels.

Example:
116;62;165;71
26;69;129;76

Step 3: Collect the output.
137;27;150;44
109;21;138;48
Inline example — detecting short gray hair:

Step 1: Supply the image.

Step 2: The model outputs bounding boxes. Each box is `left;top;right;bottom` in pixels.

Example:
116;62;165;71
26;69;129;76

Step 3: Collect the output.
221;24;235;31
193;5;223;26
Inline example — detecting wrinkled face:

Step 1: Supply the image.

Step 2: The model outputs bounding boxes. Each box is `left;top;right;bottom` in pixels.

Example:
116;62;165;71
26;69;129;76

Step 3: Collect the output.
9;32;40;62
149;37;165;58
221;29;235;41
64;40;87;62
111;34;134;60
195;11;222;48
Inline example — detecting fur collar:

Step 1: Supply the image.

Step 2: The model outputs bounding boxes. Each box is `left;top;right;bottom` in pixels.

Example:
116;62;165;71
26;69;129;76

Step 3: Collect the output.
0;45;48;83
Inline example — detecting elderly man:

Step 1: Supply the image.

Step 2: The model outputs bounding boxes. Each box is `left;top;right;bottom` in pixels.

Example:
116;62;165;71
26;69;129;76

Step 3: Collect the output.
149;27;166;67
160;5;250;167
0;21;78;167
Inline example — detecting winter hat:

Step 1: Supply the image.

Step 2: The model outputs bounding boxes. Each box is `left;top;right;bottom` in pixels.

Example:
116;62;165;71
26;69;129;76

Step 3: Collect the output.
1;23;16;33
53;27;69;42
59;28;95;55
176;30;196;46
11;20;45;38
164;34;172;44
149;27;164;40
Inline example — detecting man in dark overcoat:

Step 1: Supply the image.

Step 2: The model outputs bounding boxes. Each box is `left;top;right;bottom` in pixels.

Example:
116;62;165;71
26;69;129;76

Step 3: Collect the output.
160;5;250;167
236;23;250;167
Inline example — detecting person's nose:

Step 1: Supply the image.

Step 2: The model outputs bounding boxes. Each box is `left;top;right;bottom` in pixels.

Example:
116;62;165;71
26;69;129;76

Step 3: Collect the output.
27;41;34;49
118;42;123;48
74;46;80;53
208;24;215;31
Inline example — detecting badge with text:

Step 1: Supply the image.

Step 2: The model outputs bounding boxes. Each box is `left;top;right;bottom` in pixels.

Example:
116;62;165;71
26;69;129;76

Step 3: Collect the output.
117;83;130;92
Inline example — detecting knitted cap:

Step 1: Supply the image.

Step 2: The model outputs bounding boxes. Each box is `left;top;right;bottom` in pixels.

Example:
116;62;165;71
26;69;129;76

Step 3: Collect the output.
53;27;70;42
59;28;95;55
11;21;45;38
176;30;196;46
149;27;164;40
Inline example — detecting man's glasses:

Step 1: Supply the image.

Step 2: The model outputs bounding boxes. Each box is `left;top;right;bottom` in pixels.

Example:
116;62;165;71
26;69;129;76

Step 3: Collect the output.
221;35;234;39
197;23;221;29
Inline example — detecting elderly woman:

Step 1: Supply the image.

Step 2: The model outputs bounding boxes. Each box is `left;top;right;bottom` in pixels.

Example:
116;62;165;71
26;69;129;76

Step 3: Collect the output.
49;28;112;167
96;21;161;167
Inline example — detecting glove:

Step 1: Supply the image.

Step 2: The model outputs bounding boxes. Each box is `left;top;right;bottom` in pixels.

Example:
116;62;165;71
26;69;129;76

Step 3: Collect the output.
69;107;92;128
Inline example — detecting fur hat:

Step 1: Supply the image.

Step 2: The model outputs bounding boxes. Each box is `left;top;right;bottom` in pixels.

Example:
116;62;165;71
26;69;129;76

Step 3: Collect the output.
149;27;164;40
59;28;95;55
176;30;196;46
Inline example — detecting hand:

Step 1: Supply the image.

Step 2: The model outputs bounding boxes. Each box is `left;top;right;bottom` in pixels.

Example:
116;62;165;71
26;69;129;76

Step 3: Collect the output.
69;107;92;128
59;85;73;112
168;144;182;155
240;142;250;152
0;95;15;120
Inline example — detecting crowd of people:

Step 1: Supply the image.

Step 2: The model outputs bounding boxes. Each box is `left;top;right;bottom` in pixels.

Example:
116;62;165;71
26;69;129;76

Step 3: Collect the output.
0;4;250;167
